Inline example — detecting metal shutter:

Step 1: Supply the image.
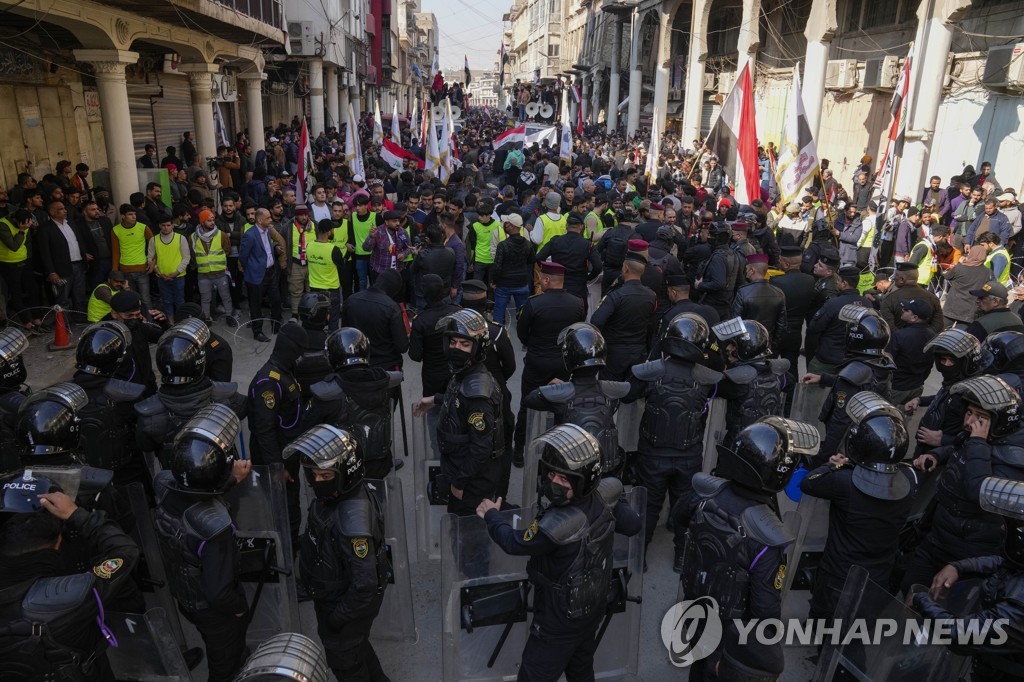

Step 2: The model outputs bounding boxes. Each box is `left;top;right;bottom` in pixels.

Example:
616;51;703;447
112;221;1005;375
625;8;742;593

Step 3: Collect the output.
700;101;720;139
153;75;196;161
129;94;156;160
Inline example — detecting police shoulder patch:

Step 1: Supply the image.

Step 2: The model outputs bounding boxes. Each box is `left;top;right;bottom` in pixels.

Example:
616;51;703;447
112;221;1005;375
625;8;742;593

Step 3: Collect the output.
351;538;369;559
268;370;281;380
210;340;219;348
93;557;124;579
774;563;787;590
262;390;276;410
468;412;486;432
836;391;847;409
523;520;538;542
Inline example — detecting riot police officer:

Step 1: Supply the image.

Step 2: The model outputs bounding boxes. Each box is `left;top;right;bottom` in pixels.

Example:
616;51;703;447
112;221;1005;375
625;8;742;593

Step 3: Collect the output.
677;417;818;680
136;318;246;464
771;245;815;404
248;322;308;544
627;313;722;562
804;266;867;375
800;393;919;620
0;479;139;681
153;404;252;680
977;330;1024;392
293;291;333;405
913;475;1024;681
523;322;631;476
476;424;640;681
175;302;233;382
713;318;790;444
413;309;504;515
591;251;657;381
108;290;166;396
287;424;391;682
308;327;403;480
802;305;895;466
0;327;30;473
731;254;787;343
695;222;743;320
72;321;147;486
903;375;1024;593
408;273;460;397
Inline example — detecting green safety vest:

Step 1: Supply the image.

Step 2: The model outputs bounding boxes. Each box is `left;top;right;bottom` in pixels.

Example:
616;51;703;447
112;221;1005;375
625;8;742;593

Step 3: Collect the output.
113;223;148;266
538;213;567;249
193;233;227;274
0;218;27;263
471;220;500;264
352;212;377;256
87;283;112;322
986;246;1011;285
306;240;340;289
154;233;185;277
292;223;313;263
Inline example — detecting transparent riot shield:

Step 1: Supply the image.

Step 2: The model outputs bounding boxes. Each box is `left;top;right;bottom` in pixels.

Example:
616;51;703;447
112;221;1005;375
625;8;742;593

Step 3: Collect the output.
441;487;647;682
781;493;830;619
105;608;192;681
587;277;602;316
701;398;728;474
367;477;418;643
17;465;82;500
616;399;643;453
812;565;978;682
223;463;300;649
520;409;555;512
789;384;828;437
905;405;927;460
414;411;448;562
125;483;187;648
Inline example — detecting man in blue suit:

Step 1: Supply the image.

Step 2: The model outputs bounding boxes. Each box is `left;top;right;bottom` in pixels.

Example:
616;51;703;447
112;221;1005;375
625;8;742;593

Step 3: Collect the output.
240;207;283;342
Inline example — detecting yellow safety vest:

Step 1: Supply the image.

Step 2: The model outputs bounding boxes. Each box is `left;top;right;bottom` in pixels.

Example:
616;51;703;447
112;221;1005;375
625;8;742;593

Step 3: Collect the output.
914;241;935;286
586;211;602;242
538;213;567;249
0;218;27;264
87;283;112;322
113;223;148;266
154;233;185;277
330;219;350;248
985;246;1012;285
193;233;227;274
604;209;618;228
306;240;340;290
352;212;376;256
472;220;500;264
856;217;876;248
292;223;313;263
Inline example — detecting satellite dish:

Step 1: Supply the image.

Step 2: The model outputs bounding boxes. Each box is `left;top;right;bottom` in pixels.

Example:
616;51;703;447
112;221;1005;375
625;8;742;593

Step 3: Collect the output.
539;103;554;120
525;102;540;117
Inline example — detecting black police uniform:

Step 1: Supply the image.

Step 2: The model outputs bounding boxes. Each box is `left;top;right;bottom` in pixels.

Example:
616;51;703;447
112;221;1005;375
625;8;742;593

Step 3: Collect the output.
770;268;816;381
887;321;937;404
0;505;139;681
800;462;919;619
409;300;461;396
815;358;894;465
514;288;586;457
596;223;632;294
136;378;247;462
152;470;249;679
411;243;457;301
301;481;391;681
696;244;743;320
435;359;504;515
731;279;788;343
800;233;838;275
647;240;684;323
718;359;790;444
341;270;409;371
481;318;517;497
113;317;164;396
628;357;722;548
483;478;641;680
536;230;602;308
677;474;789;680
294;322;333;403
203;331;234;382
591;280;657;382
805;289;867;369
809;272;842;322
655;300;720;346
72;371;147;487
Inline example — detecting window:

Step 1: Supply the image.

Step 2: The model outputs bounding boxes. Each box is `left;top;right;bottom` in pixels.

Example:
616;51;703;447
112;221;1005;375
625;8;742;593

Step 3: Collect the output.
548;43;559;57
549;0;558;17
848;0;917;31
707;6;742;56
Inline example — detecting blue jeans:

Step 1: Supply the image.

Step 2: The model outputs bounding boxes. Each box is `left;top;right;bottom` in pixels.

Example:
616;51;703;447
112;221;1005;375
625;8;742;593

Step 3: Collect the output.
157;277;185;319
493;285;529;326
355;257;370;292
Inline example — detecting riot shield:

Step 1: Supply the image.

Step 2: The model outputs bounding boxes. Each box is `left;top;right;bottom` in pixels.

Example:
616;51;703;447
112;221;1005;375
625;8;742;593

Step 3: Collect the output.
587;277;602;317
616;399;643;453
441;487;647;682
789;383;828;437
17;465;81;500
105;608;192;681
812;565;978;682
413;411;448;562
235;632;330;682
125;483;188;648
367;477;418;643
701;398;728;474
519;409;555;512
223;463;300;649
781;493;830;619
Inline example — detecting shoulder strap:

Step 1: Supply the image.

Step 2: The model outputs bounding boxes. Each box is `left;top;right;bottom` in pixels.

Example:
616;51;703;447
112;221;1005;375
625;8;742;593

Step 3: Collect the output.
741;503;794;547
183;499;233;541
538;382;576;403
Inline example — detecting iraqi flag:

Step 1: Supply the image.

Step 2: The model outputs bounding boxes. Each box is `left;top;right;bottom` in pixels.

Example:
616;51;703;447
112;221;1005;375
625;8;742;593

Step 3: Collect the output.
705;62;760;205
297;118;315;202
464;55;472;86
492;125;526;149
381;137;424;170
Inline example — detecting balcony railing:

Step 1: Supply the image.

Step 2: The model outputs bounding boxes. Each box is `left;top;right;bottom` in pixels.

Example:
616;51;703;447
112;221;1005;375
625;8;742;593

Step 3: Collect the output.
210;0;283;28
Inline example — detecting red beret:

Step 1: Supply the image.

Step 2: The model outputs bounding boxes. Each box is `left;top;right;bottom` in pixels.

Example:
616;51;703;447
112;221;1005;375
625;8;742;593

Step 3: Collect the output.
540;261;566;275
627;239;649;252
731;222;750;232
746;253;769;264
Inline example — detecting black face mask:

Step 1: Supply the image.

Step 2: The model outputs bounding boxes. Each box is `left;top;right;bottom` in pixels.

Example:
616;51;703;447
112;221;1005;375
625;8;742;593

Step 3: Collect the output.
312;479;340;502
936;360;963;383
539;476;572;507
446;347;474;373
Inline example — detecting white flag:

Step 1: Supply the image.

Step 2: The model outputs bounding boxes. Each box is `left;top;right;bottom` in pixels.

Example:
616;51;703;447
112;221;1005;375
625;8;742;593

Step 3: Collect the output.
644;108;660;180
774;66;820;207
345;103;365;178
372;99;384;146
424;105;441;178
391;101;402;146
559;90;572;165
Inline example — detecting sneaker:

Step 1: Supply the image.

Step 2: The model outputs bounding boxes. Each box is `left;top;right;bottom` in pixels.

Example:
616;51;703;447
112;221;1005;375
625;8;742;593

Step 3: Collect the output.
226;315;239;328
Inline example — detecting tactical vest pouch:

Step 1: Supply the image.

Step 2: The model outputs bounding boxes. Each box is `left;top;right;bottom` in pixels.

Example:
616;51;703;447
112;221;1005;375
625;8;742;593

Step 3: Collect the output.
679;499;750;620
639;378;704;450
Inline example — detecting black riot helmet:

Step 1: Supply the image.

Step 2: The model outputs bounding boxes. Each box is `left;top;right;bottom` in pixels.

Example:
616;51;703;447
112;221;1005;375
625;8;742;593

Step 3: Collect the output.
978;331;1024;375
715;417;820;493
660;313;709;363
286;424;363;502
711;221;732;246
325;327;370;370
0;473;61;513
712;317;770;363
950;375;1023;440
75;321;131;377
924;328;982;383
16;383;88;461
534;423;602;507
298;291;331;328
980;476;1024;567
559;322;606;374
156;318;210;385
844;392;912;500
0;327;28;391
839;304;890;357
168;403;240;495
437;308;490;372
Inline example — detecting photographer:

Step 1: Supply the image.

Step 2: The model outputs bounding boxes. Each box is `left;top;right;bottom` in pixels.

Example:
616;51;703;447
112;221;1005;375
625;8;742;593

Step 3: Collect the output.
214;145;241;191
410;224;456;311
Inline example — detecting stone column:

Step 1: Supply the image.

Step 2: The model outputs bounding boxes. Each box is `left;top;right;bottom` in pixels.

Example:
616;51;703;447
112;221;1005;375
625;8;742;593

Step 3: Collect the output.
682;0;710;145
325;65;340;132
802;0;838;143
591;71;603;125
351;86;361;120
626;12;642;136
73;49;140;205
340;79;350;124
308;58;325;136
179;62;220;161
238;72;267;156
580;74;590;126
652;7;672;134
607;17;624;133
736;0;762;74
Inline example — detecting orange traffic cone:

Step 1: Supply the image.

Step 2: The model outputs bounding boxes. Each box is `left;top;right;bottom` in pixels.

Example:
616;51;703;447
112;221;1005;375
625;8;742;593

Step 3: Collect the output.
48;306;73;351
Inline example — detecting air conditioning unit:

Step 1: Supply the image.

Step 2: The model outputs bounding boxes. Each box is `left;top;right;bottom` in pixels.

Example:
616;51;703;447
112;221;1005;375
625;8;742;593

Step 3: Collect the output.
825;59;858;90
982;42;1024;92
702;73;716;92
288;21;315;56
862;55;899;90
718;71;735;96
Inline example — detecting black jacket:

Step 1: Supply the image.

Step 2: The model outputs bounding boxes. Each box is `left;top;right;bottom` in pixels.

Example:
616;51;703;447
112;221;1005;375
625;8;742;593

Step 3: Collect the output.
536;231;601;299
341;286;409;370
887;323;937;391
491;234;536;288
731;279;787;342
409;301;461;396
411;245;457;295
806;289;867;365
36;217;95;278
